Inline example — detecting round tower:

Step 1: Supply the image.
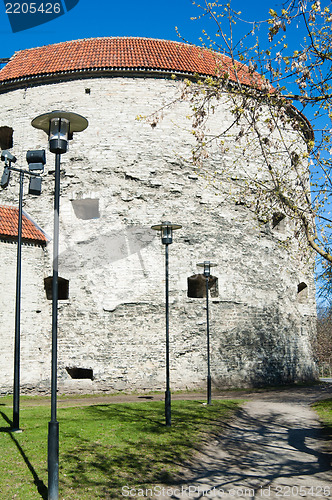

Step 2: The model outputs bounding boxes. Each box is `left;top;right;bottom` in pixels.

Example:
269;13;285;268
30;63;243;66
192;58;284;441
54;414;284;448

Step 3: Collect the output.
0;37;317;394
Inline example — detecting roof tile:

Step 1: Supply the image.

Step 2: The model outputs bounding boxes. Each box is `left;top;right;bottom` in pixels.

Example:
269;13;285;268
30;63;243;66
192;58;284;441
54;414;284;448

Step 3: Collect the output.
0;37;262;87
0;205;48;246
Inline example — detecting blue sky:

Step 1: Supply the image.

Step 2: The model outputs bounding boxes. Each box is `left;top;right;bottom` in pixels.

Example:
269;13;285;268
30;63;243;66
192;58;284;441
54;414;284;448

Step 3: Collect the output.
1;0;329;303
0;0;281;59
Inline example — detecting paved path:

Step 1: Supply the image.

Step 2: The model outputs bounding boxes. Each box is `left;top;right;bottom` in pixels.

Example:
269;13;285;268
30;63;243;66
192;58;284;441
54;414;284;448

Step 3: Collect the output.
154;383;332;499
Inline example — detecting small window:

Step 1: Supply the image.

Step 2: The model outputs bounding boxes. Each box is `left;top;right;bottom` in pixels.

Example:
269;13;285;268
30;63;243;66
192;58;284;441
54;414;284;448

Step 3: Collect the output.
0;126;13;150
85;88;91;94
66;367;94;380
44;276;69;300
187;274;218;298
71;198;100;220
297;282;308;302
272;212;286;230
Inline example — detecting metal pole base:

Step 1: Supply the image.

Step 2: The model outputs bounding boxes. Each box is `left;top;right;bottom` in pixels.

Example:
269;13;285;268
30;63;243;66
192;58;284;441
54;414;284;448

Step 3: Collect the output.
165;390;171;427
48;421;59;500
207;375;212;405
12;411;20;432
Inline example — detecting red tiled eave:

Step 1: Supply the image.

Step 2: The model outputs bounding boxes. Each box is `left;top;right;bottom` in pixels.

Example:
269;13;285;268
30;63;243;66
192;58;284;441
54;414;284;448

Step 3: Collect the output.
0;37;263;88
0;205;48;246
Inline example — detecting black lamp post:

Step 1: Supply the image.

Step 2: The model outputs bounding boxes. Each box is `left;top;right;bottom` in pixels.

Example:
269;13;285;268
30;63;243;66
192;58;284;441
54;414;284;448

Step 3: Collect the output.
1;149;44;431
151;221;182;427
31;111;88;500
197;261;217;405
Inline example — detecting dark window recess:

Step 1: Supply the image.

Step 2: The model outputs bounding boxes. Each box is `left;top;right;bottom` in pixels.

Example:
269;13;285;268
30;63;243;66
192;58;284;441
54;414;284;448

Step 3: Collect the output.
297;282;308;301
44;276;69;300
71;198;100;220
0;126;13;150
272;212;286;229
85;88;91;94
187;274;218;298
298;282;308;294
66;367;94;380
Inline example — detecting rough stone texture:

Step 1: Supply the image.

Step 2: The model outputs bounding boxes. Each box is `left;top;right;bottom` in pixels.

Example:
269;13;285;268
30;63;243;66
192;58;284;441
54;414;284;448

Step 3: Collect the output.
0;240;51;392
0;75;317;395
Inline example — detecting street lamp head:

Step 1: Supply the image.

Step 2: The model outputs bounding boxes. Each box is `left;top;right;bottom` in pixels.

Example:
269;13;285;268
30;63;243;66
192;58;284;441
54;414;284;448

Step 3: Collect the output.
31;110;88;154
151;221;182;245
197;261;218;277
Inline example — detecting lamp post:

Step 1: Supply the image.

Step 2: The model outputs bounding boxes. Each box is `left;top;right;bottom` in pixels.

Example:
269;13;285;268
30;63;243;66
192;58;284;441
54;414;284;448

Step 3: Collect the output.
31;111;88;500
151;221;182;427
197;261;217;405
1;150;44;431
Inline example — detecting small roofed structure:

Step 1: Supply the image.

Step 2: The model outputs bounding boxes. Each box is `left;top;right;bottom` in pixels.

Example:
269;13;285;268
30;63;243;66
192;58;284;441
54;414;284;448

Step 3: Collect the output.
0;205;48;246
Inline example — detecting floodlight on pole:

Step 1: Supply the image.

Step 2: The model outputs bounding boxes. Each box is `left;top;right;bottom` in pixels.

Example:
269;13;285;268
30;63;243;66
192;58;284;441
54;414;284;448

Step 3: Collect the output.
26;150;46;172
197;261;217;405
151;221;182;427
32;110;88;500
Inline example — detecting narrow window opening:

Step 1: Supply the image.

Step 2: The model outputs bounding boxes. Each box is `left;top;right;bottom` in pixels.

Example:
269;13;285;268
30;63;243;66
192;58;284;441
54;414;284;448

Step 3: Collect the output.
44;276;69;300
66;367;94;380
0;126;13;150
297;282;308;302
187;274;218;298
71;198;100;220
291;152;300;166
272;212;286;230
85;88;91;94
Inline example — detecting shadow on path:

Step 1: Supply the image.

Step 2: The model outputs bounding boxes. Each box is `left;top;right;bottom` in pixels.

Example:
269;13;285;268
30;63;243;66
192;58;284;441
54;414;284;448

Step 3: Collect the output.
163;398;332;499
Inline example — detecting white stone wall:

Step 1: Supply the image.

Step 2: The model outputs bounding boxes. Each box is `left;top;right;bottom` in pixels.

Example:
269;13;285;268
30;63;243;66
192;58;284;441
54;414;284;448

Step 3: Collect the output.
0;240;51;393
0;75;317;394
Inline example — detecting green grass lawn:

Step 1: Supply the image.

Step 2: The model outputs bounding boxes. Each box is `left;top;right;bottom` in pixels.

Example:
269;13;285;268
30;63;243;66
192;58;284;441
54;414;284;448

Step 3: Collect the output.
312;398;332;437
0;398;241;499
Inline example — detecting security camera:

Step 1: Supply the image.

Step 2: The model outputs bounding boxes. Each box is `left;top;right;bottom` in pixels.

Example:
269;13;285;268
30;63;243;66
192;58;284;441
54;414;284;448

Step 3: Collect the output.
1;150;17;164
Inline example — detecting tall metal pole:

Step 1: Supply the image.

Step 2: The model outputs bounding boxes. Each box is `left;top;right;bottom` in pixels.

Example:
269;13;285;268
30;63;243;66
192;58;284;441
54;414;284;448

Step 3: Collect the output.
12;170;24;430
165;242;171;427
197;261;217;405
48;152;60;500
31;110;88;500
206;276;211;405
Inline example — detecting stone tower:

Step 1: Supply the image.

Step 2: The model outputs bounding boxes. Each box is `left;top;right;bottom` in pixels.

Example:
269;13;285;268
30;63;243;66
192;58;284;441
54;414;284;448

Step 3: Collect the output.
0;37;317;394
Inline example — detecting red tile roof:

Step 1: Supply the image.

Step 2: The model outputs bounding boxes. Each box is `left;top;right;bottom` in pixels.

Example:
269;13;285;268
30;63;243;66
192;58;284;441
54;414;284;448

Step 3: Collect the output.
0;205;48;246
0;37;262;88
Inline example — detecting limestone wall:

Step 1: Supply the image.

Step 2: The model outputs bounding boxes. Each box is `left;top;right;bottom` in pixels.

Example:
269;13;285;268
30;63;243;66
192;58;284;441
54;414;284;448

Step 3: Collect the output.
0;75;317;394
0;240;51;393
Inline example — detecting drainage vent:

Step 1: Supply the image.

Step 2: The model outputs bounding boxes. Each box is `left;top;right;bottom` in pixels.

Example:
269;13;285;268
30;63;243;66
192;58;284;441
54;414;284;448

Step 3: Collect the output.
66;367;94;380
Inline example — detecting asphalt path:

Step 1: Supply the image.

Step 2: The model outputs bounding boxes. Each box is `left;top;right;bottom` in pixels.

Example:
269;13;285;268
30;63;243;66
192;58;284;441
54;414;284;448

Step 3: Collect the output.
151;382;332;500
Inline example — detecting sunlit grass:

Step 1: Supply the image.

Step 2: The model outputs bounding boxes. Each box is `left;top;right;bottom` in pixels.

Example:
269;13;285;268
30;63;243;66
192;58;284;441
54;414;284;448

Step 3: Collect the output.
312;398;332;437
0;398;241;499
